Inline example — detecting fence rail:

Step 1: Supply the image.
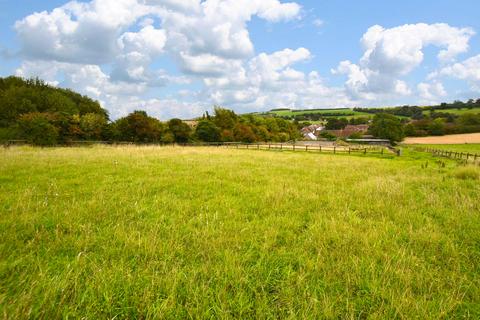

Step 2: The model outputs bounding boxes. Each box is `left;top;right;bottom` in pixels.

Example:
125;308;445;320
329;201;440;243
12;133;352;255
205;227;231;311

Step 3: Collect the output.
2;140;395;157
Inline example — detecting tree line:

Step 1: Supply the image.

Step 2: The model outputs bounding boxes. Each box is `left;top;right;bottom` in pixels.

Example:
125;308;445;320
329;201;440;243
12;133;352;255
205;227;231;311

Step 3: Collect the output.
0;76;300;146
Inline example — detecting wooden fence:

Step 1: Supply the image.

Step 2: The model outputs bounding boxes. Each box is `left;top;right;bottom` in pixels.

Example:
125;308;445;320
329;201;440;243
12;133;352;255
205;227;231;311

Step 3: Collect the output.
206;142;391;155
416;147;480;164
2;140;396;156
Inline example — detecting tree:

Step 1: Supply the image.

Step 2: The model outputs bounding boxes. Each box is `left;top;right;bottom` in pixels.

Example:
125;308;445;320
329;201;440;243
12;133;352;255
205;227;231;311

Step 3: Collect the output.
113;111;164;142
325;118;348;130
234;123;257;142
80;113;107;140
213;107;237;130
195;120;220;142
168;118;192;143
428;118;446;136
369;113;405;143
17;112;59;146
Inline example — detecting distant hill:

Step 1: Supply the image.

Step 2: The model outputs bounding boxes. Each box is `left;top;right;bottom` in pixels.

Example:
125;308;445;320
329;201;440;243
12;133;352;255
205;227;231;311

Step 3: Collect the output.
255;101;480;123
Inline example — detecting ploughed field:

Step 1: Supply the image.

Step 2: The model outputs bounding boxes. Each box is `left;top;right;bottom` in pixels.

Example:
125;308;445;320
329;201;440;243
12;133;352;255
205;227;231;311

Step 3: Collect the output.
1;146;479;319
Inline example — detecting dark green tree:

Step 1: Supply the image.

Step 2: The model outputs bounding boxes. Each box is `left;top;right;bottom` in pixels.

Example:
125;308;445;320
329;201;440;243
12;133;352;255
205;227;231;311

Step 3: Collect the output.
167;118;192;143
112;111;164;142
17;112;59;146
195;120;220;142
369;113;405;143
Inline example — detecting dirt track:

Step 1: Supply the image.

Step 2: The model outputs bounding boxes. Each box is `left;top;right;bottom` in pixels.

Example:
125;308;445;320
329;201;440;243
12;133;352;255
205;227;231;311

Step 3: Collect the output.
403;133;480;144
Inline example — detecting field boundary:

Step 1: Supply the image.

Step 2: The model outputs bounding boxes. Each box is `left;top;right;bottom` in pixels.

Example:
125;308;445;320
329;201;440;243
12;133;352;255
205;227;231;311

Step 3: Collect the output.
3;140;396;157
413;146;480;164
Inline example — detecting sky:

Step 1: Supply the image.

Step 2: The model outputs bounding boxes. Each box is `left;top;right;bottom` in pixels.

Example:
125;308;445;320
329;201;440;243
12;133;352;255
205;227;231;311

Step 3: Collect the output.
1;0;480;120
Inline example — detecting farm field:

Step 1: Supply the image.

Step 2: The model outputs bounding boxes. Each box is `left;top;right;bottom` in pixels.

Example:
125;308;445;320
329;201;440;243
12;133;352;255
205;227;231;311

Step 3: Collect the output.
422;107;480;116
1;146;480;319
403;133;480;145
265;108;372;118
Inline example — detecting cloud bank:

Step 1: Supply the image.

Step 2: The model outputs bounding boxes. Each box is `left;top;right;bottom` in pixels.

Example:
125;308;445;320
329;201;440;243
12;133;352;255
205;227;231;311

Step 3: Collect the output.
12;1;480;119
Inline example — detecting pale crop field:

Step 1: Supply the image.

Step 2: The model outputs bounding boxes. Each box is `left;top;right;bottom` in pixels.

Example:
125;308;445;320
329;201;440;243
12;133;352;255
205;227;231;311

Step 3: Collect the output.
403;133;480;145
1;146;479;319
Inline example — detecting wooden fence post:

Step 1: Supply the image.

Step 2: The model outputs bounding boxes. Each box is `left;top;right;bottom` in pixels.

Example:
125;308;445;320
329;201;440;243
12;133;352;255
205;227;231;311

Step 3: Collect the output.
364;148;367;154
334;147;336;154
305;145;308;152
319;146;322;153
293;144;296;151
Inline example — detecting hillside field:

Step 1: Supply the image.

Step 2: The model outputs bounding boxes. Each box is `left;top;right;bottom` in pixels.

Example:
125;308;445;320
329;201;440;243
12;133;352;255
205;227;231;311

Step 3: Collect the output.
1;146;480;319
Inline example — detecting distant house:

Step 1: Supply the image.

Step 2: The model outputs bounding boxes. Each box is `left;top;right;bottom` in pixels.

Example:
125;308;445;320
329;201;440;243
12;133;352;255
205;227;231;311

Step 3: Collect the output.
301;124;325;140
183;120;199;128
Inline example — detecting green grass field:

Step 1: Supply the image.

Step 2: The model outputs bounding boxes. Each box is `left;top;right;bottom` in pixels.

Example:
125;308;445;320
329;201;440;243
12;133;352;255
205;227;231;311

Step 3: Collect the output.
423;108;480;116
266;108;372;118
1;146;480;319
412;144;480;154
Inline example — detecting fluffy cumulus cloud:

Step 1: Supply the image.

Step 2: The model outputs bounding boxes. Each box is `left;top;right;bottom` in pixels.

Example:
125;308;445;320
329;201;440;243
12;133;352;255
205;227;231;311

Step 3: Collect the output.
12;1;480;119
417;81;447;104
333;23;475;101
14;0;305;119
430;54;480;90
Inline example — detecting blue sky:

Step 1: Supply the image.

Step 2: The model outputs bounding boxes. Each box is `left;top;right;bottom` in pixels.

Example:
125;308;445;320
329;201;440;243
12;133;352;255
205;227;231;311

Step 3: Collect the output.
1;0;480;119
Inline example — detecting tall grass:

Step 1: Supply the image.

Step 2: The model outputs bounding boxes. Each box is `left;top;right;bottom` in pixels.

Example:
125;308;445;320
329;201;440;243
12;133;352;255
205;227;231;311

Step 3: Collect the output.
0;146;479;319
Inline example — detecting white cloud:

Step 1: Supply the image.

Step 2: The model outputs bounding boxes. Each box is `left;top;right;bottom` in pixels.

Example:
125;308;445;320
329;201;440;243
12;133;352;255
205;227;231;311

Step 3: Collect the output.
15;0;150;64
333;23;475;101
417;81;447;103
313;19;324;28
12;1;480;119
431;54;480;90
202;48;352;112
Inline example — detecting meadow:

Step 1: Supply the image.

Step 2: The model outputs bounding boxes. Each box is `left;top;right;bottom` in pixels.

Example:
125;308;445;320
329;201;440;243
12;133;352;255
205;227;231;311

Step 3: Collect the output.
1;146;479;319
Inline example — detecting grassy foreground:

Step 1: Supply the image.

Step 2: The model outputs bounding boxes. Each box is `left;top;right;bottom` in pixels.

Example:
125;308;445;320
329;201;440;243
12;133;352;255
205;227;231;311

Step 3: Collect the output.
1;146;479;319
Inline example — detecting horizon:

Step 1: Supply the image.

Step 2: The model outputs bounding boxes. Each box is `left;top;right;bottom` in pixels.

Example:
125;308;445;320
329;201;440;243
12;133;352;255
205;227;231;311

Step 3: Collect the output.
1;1;480;120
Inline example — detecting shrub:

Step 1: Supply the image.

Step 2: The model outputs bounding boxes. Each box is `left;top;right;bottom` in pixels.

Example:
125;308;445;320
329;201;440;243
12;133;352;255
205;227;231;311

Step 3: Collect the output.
319;131;336;141
17;112;59;146
348;132;363;139
195;120;220;142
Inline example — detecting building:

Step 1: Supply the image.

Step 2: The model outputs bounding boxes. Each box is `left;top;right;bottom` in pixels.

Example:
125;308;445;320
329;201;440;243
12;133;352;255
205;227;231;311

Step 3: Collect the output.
301;124;325;140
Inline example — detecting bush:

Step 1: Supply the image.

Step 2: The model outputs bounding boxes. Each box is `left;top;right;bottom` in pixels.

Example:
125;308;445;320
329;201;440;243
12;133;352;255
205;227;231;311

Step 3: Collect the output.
195;120;220;142
348;132;363;139
17;113;59;146
319;131;336;141
168;118;192;143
